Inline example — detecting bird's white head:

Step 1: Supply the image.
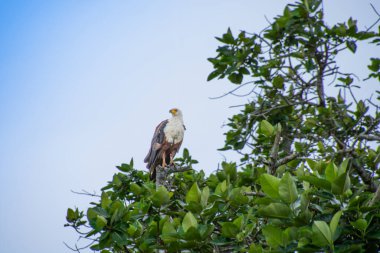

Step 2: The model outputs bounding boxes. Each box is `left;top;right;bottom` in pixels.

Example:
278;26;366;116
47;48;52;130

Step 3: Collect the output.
169;108;183;118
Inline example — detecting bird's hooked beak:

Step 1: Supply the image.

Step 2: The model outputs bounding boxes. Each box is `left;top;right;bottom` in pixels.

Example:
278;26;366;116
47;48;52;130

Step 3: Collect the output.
169;108;178;116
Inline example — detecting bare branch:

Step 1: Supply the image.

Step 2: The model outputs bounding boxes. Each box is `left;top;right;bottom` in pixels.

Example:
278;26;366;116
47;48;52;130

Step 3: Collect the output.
63;240;95;253
209;81;256;100
369;185;380;206
351;159;377;192
244;191;265;197
275;153;299;167
269;129;281;175
358;134;380;141
71;190;100;198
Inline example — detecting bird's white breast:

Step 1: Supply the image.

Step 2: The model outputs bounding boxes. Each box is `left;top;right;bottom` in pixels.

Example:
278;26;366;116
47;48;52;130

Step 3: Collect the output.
164;117;185;144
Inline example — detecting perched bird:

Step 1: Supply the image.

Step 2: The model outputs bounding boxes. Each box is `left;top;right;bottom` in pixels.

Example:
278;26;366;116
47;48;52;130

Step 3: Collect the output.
144;108;185;180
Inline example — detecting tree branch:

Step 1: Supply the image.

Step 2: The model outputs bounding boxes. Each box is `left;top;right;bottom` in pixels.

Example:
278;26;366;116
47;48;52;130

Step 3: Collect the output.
369;185;380;206
71;190;100;198
244;192;265;197
351;159;377;192
275;153;299;167
156;165;192;188
269;129;281;175
358;134;380;142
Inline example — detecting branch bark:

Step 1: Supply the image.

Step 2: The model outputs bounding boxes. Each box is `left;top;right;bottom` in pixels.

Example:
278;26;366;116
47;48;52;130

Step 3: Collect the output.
358;134;380;142
351;159;377;192
244;192;265;197
269;129;281;175
275;153;299;168
369;185;380;206
155;165;192;188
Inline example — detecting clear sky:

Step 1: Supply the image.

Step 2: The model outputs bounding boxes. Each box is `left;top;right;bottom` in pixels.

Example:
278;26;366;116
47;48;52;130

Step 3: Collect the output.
0;1;378;252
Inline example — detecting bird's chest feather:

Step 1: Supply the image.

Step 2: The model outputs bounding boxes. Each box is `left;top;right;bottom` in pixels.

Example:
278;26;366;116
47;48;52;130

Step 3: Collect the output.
164;119;184;144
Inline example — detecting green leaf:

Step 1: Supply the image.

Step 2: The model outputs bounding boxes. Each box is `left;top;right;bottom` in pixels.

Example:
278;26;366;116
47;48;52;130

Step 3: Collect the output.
338;159;350;175
183;226;201;241
222;27;236;44
332;172;351;195
306;159;318;171
162;220;176;235
87;208;97;222
346;40;357;53
151;186;171;207
186;201;202;213
272;75;284;89
248;243;263;253
351;218;368;232
338;76;353;86
239;67;250;75
66;208;76;222
101;192;112;209
279;172;298;204
183;148;190;159
207;70;220;81
260;120;275;137
215;180;227;195
258;203;291;219
161;222;179;243
329;210;342;240
233;215;244;230
312;221;332;247
199;224;214;239
325;162;337;182
186;182;201;204
127;224;137;237
221;222;239;238
95;215;107;231
357;100;366;113
229;187;249;207
299;175;331;191
260;174;280;199
201;202;218;217
262;225;285;247
116;162;132;172
130;183;142;195
200;186;210;208
228;72;243;84
368;57;380;72
223;162;237;181
111;232;127;246
87;207;109;225
182;212;198;233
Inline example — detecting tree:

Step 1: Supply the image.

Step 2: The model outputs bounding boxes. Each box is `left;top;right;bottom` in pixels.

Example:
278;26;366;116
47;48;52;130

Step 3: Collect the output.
65;0;380;252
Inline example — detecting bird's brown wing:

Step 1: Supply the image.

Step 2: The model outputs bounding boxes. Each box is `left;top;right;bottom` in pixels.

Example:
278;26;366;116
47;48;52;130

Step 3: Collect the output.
144;119;168;179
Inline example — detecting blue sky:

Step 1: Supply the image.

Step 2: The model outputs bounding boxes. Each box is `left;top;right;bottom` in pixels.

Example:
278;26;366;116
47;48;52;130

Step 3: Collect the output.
0;1;378;252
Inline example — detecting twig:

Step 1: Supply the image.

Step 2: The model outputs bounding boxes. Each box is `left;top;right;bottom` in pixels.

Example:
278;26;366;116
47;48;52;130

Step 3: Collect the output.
244;192;265;197
63;241;95;253
209;81;256;100
71;190;100;198
358;134;380;141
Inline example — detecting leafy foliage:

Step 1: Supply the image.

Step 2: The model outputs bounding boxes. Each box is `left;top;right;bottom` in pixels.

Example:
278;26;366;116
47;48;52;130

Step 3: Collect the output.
66;0;380;252
65;157;380;252
208;0;380;192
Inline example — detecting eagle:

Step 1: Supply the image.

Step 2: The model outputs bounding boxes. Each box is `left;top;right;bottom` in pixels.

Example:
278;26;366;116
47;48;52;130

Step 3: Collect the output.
144;108;185;180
